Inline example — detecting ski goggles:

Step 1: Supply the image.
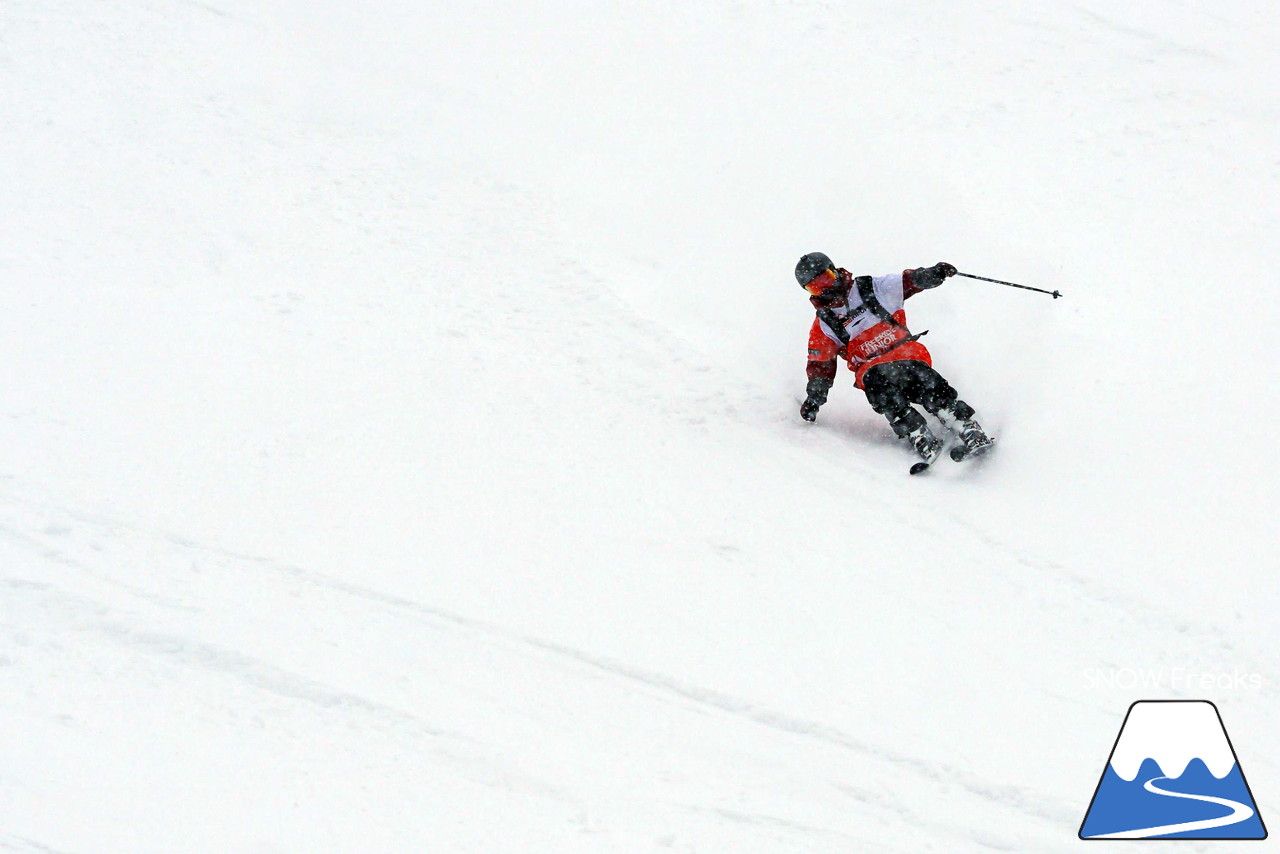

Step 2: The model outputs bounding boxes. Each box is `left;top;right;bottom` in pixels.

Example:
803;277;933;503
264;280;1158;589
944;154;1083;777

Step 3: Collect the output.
803;267;838;295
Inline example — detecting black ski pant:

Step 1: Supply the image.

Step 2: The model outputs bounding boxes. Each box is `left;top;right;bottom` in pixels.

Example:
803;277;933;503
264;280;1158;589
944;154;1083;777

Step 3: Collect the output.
862;360;974;438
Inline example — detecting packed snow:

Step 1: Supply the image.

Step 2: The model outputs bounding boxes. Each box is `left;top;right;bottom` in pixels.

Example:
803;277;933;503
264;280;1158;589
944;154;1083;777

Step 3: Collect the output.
2;1;1278;851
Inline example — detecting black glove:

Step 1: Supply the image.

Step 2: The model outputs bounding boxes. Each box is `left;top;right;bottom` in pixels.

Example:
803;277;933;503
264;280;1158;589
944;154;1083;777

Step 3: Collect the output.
800;376;833;422
912;262;958;290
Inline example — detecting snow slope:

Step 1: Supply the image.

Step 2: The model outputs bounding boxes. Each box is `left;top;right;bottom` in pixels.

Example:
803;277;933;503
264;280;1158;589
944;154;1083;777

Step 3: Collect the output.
2;1;1278;851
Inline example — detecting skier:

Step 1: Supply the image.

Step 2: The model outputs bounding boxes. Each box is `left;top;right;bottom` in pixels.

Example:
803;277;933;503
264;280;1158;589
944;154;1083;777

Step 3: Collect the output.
795;251;993;467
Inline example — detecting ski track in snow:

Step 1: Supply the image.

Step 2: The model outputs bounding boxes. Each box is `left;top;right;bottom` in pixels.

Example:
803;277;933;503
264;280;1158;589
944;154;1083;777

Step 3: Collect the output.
4;483;1276;851
0;488;1089;851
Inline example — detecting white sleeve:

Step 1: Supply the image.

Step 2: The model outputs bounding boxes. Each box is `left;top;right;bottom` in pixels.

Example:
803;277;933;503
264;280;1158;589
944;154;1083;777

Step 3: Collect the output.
871;272;907;313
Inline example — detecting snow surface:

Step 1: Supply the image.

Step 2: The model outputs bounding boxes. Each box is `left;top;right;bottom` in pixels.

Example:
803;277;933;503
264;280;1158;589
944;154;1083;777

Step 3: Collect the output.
2;0;1279;851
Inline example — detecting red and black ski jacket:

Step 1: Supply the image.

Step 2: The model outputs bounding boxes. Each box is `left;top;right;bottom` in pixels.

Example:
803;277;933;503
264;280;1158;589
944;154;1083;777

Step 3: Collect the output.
806;268;940;389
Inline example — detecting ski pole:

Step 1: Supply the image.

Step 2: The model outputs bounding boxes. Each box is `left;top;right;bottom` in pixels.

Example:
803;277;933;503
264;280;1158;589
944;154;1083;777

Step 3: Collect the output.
955;271;1062;299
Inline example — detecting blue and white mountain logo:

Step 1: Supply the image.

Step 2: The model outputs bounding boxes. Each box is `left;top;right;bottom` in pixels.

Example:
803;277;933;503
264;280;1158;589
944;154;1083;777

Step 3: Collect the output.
1079;700;1266;839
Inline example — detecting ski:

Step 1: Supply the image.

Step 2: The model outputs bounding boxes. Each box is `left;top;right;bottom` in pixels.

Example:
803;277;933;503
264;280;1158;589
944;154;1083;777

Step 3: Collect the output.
950;435;996;462
912;436;995;473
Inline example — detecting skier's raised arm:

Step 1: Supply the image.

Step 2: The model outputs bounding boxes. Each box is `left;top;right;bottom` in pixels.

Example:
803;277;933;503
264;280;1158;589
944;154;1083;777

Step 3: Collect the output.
903;262;958;298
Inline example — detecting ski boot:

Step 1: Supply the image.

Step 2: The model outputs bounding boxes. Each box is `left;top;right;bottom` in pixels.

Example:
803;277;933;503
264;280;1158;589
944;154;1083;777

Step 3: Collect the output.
948;417;995;462
906;423;944;466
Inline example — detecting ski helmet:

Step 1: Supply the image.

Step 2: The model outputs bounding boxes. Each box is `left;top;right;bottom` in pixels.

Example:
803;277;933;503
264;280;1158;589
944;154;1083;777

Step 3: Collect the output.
795;252;835;288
